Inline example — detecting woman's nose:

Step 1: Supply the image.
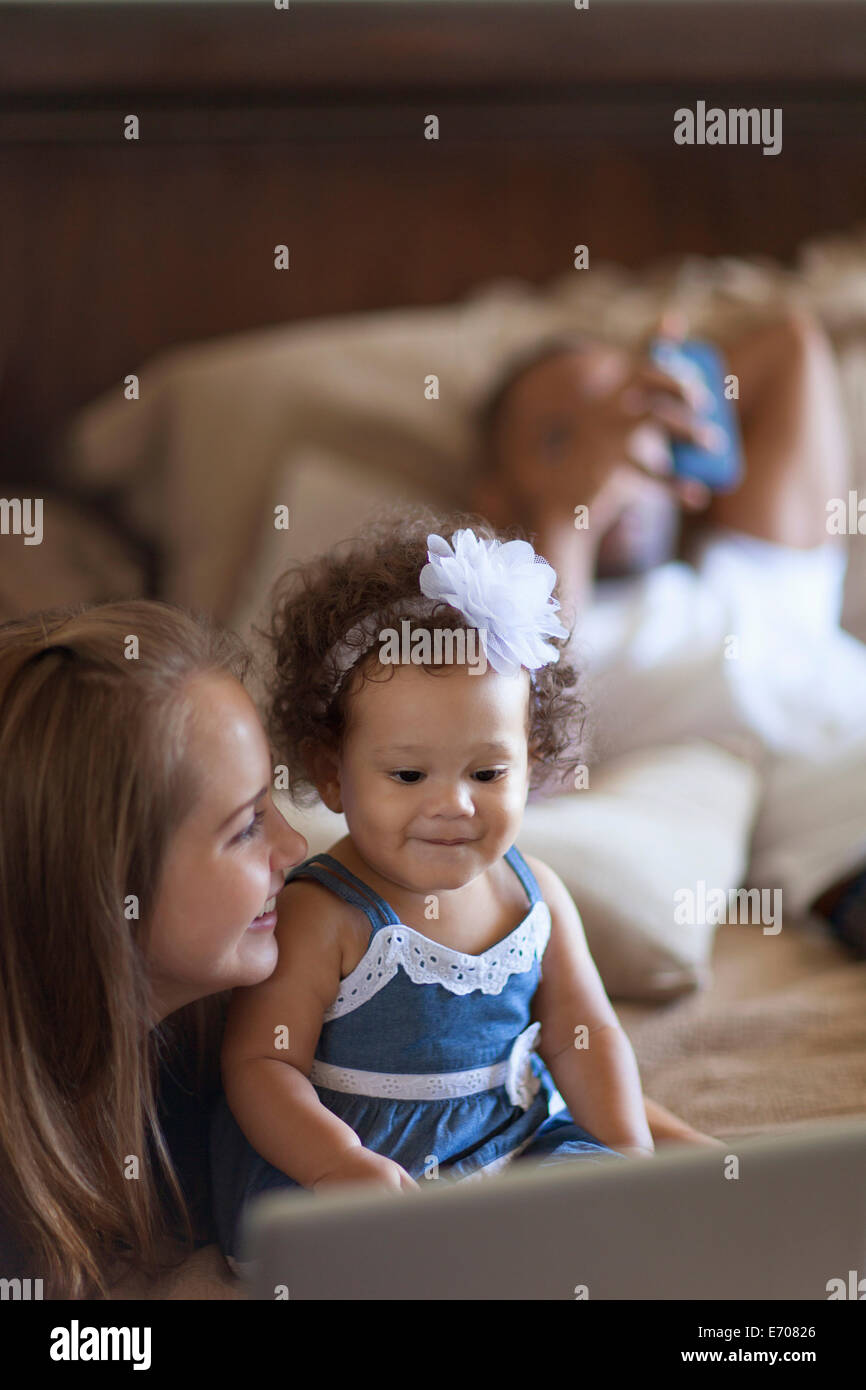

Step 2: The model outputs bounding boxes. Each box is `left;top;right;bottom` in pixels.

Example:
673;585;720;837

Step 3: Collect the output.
281;825;308;870
269;799;308;870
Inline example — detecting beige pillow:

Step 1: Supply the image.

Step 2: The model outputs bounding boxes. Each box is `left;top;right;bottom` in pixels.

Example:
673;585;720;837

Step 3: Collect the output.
274;739;759;1003
517;741;759;1000
230;446;437;648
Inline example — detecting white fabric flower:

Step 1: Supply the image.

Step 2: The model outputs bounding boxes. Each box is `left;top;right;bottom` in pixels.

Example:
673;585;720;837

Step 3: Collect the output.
419;530;568;676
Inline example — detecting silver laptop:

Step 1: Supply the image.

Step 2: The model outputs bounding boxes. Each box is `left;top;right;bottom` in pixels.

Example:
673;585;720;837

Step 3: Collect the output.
244;1117;866;1300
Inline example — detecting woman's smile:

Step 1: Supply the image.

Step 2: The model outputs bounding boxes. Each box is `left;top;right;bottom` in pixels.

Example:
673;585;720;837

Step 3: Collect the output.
247;893;279;931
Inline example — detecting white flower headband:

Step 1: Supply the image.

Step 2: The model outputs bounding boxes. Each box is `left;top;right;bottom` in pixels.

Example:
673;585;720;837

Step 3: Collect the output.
323;529;568;696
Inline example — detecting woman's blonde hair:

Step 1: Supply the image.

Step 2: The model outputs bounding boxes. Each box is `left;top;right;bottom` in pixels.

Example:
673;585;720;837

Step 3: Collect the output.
0;599;250;1298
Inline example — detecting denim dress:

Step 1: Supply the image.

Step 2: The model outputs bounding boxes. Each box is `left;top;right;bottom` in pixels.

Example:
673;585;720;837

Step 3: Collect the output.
210;845;621;1259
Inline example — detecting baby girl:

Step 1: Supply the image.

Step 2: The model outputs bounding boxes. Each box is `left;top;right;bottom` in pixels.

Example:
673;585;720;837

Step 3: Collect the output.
211;514;654;1261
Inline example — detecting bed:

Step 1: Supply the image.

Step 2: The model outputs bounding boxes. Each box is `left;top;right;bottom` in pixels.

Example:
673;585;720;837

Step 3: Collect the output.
111;913;866;1299
82;241;866;1294
0;0;864;1299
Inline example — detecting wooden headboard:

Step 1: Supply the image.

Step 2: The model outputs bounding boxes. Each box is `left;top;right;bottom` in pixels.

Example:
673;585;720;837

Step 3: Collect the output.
0;0;864;481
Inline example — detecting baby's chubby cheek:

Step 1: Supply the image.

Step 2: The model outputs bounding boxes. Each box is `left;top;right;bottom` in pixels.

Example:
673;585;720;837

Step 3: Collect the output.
490;800;528;858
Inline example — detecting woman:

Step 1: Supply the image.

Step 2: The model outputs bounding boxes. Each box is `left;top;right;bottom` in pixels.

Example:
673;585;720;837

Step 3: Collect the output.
0;598;713;1299
0;601;307;1297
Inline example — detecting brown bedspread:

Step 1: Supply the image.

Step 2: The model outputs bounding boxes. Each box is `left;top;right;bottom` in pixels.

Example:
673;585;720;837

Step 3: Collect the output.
619;916;866;1140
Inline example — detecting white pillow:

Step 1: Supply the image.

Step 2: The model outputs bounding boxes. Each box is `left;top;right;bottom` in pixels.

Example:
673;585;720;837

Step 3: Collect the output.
518;741;759;999
274;739;758;1003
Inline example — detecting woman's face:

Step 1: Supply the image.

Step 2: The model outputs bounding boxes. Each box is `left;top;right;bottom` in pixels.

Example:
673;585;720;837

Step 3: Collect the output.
146;673;308;1020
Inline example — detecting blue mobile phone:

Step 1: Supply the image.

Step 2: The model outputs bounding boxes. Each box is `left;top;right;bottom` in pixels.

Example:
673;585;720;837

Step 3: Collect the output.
649;338;743;493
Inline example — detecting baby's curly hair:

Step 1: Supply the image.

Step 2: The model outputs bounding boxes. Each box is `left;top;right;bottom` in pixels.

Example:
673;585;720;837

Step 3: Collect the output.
264;507;586;804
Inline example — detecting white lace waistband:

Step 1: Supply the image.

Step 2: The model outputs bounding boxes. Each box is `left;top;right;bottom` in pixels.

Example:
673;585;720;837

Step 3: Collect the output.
309;1021;542;1110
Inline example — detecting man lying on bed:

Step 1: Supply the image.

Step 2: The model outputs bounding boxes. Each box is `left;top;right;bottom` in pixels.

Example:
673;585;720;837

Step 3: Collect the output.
472;310;866;957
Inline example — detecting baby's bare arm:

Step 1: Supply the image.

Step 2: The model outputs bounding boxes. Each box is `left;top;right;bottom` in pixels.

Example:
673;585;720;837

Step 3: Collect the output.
526;855;654;1157
221;880;415;1190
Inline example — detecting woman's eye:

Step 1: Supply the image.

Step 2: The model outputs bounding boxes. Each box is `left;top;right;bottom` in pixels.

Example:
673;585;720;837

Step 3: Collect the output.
234;809;266;843
390;770;424;784
474;768;506;783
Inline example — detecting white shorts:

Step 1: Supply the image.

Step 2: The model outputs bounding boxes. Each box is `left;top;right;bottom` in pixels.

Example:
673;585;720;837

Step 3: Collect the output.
576;529;866;914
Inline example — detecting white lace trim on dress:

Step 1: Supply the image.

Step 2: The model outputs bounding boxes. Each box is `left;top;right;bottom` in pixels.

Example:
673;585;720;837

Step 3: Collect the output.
324;901;551;1020
310;1022;543;1110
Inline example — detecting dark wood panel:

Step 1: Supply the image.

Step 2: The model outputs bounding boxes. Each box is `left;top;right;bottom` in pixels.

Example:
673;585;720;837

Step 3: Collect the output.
2;135;864;479
0;1;863;482
1;88;864;146
0;0;865;95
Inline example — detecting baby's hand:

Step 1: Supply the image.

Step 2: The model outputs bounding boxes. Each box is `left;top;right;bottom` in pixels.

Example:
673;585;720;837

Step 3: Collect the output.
312;1147;419;1194
671;1128;725;1149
